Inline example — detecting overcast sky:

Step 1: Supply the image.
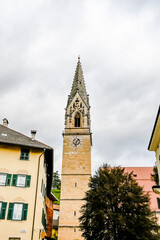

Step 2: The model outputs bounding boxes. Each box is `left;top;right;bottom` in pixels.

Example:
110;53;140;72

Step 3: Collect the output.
1;0;160;174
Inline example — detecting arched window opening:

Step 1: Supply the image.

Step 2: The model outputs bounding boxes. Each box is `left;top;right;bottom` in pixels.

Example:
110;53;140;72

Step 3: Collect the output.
75;112;80;127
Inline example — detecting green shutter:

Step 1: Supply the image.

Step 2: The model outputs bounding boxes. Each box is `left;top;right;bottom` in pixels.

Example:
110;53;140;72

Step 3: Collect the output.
26;175;31;187
12;175;17;186
6;174;11;186
22;204;28;220
7;203;14;220
42;209;46;230
0;202;7;219
44;187;46;200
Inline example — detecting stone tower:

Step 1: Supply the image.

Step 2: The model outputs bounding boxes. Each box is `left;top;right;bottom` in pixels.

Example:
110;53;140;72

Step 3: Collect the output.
58;57;92;240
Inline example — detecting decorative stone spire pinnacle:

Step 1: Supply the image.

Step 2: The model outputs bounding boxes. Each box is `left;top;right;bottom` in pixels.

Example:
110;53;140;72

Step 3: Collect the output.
67;58;89;108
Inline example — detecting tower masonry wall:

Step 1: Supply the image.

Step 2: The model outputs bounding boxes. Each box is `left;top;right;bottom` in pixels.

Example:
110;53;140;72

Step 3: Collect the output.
60;175;90;199
62;135;91;175
58;227;84;240
58;134;91;240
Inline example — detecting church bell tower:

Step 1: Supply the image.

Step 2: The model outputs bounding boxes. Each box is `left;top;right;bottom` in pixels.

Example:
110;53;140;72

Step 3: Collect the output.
58;57;92;240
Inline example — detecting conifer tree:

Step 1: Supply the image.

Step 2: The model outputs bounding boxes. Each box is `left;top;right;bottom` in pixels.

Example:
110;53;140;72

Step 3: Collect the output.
52;171;61;189
79;165;160;240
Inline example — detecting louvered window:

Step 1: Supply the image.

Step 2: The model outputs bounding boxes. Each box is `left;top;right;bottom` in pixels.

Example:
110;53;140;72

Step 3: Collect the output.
7;203;28;221
0;173;11;186
12;174;31;187
0;202;7;219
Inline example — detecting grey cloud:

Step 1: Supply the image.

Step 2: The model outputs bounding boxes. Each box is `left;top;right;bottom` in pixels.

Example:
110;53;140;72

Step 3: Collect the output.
0;0;160;174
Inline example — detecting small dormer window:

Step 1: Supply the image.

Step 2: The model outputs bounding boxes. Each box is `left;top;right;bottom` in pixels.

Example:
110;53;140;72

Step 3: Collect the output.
75;112;80;127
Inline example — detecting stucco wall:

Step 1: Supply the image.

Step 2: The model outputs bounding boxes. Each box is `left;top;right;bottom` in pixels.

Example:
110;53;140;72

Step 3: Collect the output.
0;144;46;240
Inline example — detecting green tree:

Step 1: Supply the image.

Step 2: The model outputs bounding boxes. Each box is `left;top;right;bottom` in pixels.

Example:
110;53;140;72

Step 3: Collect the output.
52;171;61;190
152;165;159;185
79;165;159;240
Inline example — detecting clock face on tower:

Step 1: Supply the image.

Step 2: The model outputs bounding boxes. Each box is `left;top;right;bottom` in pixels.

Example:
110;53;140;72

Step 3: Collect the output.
71;136;82;147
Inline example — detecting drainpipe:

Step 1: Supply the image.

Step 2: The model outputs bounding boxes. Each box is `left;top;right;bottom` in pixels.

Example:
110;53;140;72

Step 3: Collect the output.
31;149;46;240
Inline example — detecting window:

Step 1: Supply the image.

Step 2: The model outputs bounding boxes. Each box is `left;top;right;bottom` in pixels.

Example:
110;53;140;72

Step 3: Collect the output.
53;210;59;220
74;211;76;216
12;175;31;187
74;112;80;127
41;179;46;199
157;198;160;209
7;203;28;221
0;202;7;219
74;228;76;232
9;238;21;240
42;208;46;230
20;149;30;160
0;173;11;186
17;175;26;187
75;183;77;187
0;173;6;185
13;203;23;220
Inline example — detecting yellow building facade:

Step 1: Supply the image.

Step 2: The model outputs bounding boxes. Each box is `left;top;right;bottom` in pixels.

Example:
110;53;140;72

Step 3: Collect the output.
148;106;160;184
0;119;53;240
58;58;92;240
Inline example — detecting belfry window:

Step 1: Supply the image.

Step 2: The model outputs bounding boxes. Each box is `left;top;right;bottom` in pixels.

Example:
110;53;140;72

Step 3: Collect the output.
75;112;80;127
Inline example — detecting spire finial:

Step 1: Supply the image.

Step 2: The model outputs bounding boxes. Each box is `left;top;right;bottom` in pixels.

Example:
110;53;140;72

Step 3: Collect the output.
78;55;80;62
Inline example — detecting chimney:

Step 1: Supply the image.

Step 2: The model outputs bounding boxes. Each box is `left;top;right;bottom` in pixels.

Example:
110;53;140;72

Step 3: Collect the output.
3;118;9;127
31;130;37;140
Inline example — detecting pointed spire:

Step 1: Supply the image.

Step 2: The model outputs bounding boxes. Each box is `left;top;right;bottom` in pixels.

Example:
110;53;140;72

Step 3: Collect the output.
67;57;89;107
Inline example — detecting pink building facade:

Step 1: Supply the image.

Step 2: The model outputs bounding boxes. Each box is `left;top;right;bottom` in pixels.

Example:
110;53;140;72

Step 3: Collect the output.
124;167;160;224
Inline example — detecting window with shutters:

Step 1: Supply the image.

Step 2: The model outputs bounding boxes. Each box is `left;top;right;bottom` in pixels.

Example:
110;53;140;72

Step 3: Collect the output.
7;203;28;221
12;174;31;187
20;149;30;160
0;173;11;186
0;202;7;219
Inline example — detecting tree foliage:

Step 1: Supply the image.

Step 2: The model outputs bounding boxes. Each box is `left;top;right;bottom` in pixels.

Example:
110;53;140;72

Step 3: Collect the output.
52;171;61;190
79;165;159;240
152;165;159;185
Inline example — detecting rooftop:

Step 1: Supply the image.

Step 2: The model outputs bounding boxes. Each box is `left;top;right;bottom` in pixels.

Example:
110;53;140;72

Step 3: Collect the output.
0;124;52;150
